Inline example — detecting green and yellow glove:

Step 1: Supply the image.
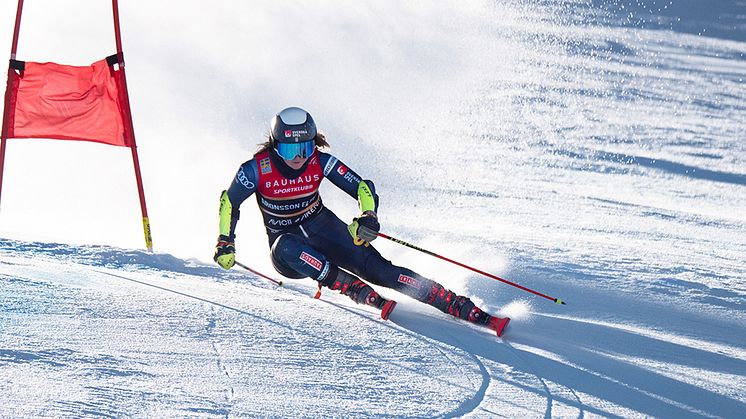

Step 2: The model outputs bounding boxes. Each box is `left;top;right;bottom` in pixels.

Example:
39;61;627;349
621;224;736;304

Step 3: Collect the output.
214;235;235;270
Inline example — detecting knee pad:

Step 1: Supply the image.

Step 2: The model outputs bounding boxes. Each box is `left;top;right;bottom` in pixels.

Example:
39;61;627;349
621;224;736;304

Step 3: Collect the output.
270;234;308;279
271;233;305;258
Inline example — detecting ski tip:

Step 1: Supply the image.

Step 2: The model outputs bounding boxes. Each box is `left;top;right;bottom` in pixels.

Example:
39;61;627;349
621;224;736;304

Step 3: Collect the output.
381;300;397;321
555;298;566;305
496;317;510;337
278;280;284;287
488;316;510;337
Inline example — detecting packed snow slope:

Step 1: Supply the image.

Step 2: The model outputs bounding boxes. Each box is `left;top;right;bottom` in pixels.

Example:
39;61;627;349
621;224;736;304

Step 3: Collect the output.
2;238;744;418
1;0;745;417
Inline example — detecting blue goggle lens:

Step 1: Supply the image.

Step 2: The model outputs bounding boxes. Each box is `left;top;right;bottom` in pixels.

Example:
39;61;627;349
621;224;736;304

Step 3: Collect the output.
275;140;315;160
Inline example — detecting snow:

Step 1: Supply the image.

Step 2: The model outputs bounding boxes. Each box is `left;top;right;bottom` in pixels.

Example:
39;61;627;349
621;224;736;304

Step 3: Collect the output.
1;0;745;417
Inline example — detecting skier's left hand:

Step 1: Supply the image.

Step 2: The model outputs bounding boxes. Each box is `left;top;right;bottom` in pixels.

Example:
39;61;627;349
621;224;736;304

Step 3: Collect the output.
348;211;379;244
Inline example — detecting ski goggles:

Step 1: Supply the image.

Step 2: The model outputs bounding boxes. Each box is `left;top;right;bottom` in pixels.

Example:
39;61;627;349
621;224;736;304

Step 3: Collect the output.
275;140;315;160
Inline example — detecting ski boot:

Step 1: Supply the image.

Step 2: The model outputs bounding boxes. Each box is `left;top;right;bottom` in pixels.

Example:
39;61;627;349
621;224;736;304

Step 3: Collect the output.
367;290;397;321
323;268;397;320
429;286;510;337
451;295;510;337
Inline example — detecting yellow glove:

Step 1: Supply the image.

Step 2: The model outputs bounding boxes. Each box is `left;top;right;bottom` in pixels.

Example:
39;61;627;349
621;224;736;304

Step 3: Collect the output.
213;236;235;270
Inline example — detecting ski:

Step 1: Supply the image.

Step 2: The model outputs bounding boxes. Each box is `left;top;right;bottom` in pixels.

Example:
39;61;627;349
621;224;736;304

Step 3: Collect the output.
380;300;397;320
487;315;510;337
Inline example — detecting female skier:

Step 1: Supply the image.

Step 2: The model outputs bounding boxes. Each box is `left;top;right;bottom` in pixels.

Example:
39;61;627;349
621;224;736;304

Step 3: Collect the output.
214;107;509;336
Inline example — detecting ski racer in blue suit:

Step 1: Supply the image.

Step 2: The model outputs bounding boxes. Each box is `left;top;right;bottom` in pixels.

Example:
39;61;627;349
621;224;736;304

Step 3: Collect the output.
214;107;509;335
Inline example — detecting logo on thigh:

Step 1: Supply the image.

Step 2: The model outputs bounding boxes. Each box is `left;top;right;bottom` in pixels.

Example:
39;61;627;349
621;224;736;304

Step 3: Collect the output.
300;252;323;271
398;274;420;288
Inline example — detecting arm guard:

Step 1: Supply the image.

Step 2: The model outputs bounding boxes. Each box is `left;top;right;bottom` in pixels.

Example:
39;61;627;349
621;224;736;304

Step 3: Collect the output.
357;180;379;213
218;190;240;241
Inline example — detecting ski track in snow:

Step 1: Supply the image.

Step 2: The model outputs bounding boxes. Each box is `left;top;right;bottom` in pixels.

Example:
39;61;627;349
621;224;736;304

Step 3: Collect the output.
204;306;234;418
502;343;559;419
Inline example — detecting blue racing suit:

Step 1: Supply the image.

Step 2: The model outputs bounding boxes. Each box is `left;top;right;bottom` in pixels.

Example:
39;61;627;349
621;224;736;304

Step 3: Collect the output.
219;147;469;316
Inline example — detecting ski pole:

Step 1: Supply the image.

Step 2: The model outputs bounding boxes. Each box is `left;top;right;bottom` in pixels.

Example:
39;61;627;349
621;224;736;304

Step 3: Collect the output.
377;232;565;305
235;260;283;286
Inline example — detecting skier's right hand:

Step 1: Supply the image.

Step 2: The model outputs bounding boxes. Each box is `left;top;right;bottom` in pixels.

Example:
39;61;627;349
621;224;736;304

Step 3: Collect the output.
214;235;235;270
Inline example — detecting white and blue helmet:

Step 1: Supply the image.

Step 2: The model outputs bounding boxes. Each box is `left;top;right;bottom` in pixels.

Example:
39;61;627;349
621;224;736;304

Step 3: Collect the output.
270;107;317;160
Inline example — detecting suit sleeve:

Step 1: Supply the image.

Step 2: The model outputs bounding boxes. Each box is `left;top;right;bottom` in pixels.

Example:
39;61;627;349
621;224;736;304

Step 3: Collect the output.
320;152;379;212
219;159;259;241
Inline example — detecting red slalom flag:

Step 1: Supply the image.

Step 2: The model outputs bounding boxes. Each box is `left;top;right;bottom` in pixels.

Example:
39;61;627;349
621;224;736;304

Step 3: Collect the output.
0;0;154;252
3;57;131;147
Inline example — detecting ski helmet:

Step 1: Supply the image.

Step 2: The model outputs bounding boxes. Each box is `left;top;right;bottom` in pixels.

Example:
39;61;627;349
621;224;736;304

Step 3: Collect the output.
270;107;317;160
